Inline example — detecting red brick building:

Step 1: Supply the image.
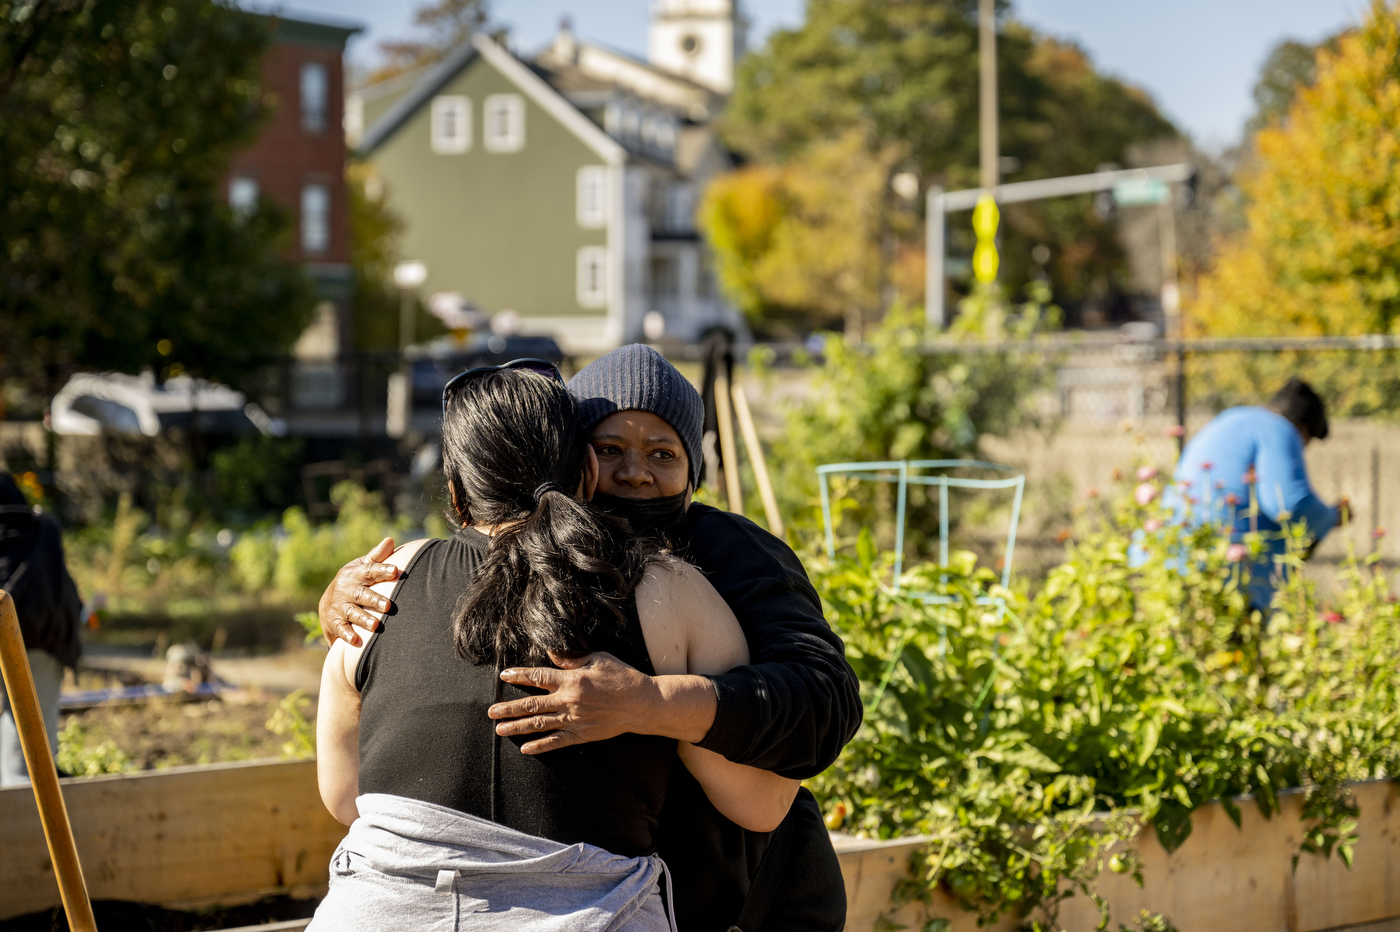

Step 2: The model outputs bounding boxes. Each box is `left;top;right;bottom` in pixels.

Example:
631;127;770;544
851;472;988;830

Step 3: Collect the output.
226;13;361;362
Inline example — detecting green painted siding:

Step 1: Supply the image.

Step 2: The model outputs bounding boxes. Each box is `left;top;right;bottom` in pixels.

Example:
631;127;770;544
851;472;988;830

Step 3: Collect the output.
368;58;609;321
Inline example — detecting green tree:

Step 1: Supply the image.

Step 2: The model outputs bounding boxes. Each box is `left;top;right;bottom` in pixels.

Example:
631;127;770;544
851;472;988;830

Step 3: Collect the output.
1244;36;1341;136
701;130;902;338
715;0;1177;331
0;0;314;396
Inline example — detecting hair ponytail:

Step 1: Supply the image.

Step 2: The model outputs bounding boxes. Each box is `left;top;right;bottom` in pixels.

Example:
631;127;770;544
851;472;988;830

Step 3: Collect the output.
441;370;663;667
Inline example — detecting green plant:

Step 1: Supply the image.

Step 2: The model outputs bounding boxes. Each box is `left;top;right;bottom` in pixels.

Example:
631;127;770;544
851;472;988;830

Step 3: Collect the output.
56;719;133;777
807;466;1400;930
266;690;315;759
768;285;1059;555
295;610;323;645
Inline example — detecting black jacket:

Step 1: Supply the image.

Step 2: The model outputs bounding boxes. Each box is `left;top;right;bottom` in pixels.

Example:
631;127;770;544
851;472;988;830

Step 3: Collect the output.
657;503;861;932
0;510;83;668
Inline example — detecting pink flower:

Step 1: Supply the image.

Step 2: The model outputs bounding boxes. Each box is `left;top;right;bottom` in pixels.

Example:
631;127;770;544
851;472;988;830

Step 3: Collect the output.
1163;424;1186;438
1225;493;1240;506
1323;611;1344;625
1215;480;1225;490
1136;465;1158;481
1375;527;1387;540
1135;483;1158;506
1144;518;1165;533
1085;487;1100;500
1200;460;1213;471
1243;467;1257;485
1226;543;1248;562
1178;479;1193;489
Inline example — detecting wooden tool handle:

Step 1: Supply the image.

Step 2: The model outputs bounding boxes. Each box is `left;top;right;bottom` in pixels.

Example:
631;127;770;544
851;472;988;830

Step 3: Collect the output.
0;591;98;932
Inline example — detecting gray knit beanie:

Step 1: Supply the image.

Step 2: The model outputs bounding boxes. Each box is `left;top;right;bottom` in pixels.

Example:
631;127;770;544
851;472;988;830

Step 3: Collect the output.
567;344;704;488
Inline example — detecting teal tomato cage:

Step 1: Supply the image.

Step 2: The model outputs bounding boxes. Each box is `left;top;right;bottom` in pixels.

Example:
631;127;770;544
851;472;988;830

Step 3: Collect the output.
817;459;1026;606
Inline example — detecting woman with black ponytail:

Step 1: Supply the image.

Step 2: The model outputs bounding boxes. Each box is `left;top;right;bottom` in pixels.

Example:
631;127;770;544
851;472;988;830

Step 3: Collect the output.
310;365;797;931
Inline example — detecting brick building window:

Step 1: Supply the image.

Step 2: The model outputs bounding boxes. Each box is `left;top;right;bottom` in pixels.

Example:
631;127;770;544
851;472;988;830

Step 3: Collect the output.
576;166;606;228
301;183;329;254
484;94;525;152
229;177;259;218
577;246;607;308
300;62;328;133
431;95;471;153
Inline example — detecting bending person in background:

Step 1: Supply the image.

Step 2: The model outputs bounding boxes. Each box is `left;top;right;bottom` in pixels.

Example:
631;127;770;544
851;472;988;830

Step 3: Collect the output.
0;472;82;787
311;365;797;931
320;345;859;932
1171;377;1348;611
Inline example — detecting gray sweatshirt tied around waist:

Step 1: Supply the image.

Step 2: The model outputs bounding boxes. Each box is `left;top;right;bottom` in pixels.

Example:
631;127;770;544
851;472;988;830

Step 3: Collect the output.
308;793;677;932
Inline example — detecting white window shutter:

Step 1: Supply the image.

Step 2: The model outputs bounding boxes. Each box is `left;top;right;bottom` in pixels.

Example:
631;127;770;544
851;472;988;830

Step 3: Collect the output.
576;246;608;308
577;166;607;229
484;94;525;152
431;96;472;154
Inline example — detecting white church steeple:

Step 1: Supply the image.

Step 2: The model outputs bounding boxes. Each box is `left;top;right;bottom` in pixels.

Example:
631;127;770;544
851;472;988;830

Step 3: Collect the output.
647;0;746;95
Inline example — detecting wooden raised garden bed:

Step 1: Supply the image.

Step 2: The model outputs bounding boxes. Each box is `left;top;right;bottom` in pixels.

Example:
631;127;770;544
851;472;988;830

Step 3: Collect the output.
836;780;1400;932
3;762;1397;931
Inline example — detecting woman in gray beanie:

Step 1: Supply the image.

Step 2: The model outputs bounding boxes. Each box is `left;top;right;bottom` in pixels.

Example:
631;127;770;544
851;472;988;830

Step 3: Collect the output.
565;344;704;535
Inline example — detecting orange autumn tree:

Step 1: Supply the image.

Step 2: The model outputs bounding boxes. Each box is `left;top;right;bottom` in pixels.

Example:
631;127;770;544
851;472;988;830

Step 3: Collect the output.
700;130;900;340
1193;1;1400;337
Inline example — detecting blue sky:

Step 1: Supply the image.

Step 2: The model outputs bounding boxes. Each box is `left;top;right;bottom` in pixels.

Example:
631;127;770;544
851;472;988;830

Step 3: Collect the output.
277;0;1362;147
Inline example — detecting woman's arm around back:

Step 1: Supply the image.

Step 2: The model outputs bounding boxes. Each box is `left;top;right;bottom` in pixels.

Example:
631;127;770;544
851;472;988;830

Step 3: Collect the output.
316;538;430;825
636;561;800;832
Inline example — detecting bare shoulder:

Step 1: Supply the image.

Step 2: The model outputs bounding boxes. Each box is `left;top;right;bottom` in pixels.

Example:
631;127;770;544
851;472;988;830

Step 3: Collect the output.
638;559;723;611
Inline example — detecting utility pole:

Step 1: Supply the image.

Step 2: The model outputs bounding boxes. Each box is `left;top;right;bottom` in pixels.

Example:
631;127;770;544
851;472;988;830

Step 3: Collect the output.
1159;199;1186;452
979;0;998;192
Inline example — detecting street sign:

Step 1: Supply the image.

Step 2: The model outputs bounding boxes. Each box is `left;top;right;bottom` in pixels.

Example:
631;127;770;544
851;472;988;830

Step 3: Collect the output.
972;194;999;283
1112;177;1169;206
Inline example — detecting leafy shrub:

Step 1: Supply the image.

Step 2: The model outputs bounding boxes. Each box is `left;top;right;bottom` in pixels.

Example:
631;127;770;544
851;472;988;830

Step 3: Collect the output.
57;719;134;777
767;286;1059;556
808;470;1400;930
266;690;316;759
229;481;409;601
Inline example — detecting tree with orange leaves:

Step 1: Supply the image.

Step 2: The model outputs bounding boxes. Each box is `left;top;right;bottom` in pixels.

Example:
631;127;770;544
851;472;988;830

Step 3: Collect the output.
1192;1;1400;338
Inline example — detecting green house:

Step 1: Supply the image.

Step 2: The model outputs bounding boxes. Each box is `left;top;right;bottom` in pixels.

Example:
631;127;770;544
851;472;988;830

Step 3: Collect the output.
351;8;747;353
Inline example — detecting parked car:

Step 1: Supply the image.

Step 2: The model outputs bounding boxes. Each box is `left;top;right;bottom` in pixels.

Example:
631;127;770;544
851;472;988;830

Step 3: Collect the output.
407;334;566;408
50;372;284;437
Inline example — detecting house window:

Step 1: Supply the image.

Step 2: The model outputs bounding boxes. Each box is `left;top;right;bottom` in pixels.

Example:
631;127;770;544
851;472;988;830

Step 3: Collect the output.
577;246;608;308
300;62;329;133
665;184;695;232
301;183;329;254
228;177;258;218
649;256;679;301
483;94;525;152
577;166;607;228
431;95;471;153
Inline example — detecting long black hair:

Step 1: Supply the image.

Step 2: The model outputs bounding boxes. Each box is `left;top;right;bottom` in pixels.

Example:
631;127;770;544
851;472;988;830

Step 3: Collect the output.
442;369;661;666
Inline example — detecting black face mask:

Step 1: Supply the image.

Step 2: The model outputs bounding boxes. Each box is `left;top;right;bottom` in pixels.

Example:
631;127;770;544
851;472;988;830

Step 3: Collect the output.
590;491;688;536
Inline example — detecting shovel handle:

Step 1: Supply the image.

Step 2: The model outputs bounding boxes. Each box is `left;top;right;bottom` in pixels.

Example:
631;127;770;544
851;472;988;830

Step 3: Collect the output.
0;591;97;932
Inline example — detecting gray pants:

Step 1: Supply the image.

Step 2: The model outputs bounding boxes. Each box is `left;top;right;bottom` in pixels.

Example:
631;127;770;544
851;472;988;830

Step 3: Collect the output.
0;648;63;787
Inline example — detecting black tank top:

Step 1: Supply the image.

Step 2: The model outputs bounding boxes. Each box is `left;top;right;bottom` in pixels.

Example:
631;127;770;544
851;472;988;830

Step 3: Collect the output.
355;529;674;857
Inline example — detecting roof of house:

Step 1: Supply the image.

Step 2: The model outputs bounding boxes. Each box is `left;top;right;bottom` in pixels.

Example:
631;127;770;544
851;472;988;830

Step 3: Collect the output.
357;34;633;166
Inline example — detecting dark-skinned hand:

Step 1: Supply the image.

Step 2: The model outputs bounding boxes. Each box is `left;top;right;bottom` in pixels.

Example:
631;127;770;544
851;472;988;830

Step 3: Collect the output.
319;537;400;648
489;651;664;754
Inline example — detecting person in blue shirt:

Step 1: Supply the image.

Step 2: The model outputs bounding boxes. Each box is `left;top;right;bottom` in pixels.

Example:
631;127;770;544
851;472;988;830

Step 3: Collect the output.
1169;378;1348;611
